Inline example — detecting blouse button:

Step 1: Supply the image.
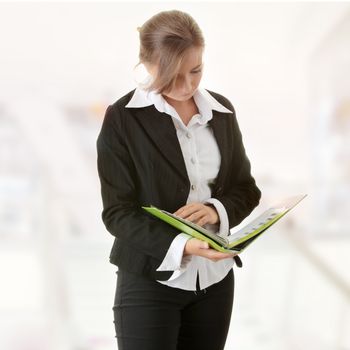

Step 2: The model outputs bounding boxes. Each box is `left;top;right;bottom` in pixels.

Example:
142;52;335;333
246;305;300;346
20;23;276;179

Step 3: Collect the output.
191;157;196;164
191;184;196;191
186;132;192;139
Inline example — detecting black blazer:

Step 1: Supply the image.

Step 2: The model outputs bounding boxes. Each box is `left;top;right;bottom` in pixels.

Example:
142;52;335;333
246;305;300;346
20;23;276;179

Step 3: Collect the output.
96;88;261;280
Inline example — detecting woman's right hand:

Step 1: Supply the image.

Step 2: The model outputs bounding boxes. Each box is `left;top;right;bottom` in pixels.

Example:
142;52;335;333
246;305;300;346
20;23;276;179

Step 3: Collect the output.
184;238;237;262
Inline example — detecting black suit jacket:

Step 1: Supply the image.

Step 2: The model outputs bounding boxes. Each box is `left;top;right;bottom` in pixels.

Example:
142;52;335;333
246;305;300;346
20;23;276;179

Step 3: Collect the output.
96;88;261;280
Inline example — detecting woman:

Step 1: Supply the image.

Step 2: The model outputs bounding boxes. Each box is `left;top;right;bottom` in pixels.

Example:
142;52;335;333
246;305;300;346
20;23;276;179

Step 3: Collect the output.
96;9;261;350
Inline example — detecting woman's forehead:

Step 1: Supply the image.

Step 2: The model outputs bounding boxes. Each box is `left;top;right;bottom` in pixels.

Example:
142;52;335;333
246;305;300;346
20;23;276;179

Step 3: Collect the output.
179;47;203;71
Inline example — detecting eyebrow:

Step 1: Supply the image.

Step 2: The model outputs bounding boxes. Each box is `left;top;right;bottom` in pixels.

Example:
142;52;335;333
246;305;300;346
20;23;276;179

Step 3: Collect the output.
177;64;203;76
191;64;202;70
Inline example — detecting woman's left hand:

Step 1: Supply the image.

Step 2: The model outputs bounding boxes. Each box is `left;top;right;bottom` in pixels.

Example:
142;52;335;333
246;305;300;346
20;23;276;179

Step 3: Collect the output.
174;203;219;227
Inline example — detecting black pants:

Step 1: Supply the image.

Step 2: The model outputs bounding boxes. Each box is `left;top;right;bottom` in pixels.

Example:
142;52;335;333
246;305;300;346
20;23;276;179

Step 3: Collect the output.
113;268;234;350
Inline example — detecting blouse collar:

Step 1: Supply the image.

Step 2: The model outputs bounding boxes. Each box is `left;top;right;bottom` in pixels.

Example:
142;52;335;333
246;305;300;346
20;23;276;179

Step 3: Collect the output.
125;85;233;124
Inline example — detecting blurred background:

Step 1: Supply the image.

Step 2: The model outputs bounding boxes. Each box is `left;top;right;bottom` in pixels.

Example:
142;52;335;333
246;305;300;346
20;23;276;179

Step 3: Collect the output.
0;1;349;349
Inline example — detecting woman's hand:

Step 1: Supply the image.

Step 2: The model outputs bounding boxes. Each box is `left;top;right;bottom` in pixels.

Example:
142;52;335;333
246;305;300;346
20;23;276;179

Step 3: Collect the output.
175;203;235;261
174;202;219;226
184;238;237;262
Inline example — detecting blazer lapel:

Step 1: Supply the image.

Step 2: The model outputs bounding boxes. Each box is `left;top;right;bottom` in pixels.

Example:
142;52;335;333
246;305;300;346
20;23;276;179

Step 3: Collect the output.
208;111;231;191
132;105;232;191
134;106;190;183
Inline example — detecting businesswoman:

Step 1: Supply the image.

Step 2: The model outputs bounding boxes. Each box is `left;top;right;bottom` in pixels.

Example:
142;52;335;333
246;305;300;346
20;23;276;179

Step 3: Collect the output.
96;9;261;350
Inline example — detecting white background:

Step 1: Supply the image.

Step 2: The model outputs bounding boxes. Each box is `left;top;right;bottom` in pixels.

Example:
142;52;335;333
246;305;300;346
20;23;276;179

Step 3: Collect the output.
0;2;349;349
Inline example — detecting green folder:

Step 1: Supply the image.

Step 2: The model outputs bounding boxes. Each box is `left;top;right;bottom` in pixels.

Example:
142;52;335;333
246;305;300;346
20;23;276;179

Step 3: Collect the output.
142;194;307;253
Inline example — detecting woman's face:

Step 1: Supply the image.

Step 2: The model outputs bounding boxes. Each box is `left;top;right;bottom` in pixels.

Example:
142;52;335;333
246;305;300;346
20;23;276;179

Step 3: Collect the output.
147;46;204;103
164;47;203;102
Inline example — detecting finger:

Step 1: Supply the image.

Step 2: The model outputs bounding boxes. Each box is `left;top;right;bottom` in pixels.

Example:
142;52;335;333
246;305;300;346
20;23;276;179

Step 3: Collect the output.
196;215;209;226
176;203;205;217
174;207;192;217
174;206;186;216
179;207;199;218
187;238;209;251
174;203;197;215
187;211;207;224
204;249;235;260
198;241;209;249
184;206;208;221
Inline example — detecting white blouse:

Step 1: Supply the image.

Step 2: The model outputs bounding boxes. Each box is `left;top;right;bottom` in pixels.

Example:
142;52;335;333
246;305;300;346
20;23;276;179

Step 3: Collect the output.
125;85;236;291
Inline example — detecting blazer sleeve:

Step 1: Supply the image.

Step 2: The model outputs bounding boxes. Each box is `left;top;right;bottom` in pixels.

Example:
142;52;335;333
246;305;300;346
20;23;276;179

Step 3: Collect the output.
96;104;181;262
214;97;261;229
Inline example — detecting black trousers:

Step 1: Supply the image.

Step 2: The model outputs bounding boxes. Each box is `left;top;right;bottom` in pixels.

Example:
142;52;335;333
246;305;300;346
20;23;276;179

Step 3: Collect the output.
113;268;234;350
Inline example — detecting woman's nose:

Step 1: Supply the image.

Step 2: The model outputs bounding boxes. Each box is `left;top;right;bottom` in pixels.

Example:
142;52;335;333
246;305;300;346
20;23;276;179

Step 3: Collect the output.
181;75;192;92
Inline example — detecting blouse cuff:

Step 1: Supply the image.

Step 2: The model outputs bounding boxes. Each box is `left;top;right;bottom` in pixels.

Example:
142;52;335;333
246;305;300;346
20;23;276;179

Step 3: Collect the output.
156;233;192;272
204;198;230;237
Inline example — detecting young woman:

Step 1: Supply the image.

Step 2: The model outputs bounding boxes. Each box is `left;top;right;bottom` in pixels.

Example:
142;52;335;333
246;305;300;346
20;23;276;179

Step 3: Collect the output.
97;9;261;350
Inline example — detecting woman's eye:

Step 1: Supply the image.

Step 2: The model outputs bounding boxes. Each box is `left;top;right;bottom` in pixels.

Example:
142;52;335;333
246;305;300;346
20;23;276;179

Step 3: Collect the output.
192;70;202;74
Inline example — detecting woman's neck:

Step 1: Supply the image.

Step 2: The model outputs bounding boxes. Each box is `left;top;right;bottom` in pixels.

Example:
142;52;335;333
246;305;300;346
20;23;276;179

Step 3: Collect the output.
163;95;193;109
163;95;199;126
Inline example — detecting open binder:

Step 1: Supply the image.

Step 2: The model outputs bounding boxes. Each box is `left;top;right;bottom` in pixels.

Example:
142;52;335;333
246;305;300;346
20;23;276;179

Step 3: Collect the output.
142;194;307;253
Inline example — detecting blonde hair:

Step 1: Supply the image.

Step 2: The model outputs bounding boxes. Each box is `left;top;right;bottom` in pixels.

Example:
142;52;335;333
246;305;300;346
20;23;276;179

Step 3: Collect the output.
135;10;205;94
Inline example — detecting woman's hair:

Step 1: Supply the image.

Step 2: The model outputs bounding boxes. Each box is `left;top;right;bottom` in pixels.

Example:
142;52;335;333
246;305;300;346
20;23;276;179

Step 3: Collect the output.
135;10;205;94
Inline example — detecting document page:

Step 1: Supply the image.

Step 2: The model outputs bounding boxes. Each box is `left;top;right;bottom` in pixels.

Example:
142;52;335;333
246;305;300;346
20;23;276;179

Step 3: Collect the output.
227;208;285;244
